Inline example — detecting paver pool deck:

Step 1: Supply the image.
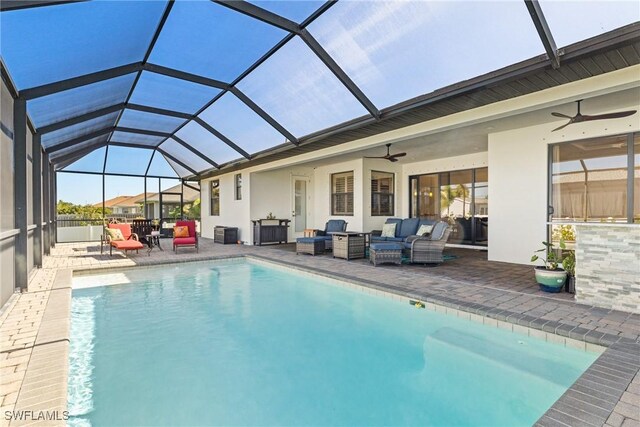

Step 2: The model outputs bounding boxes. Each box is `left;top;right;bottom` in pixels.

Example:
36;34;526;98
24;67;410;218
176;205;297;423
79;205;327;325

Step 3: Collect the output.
1;239;638;426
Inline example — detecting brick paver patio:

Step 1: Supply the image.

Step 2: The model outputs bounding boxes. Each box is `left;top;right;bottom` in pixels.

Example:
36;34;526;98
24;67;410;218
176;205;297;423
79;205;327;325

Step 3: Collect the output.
0;238;638;426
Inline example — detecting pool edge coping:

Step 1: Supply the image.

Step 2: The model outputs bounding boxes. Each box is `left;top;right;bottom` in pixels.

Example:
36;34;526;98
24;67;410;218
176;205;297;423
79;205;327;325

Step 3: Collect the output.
19;256;639;427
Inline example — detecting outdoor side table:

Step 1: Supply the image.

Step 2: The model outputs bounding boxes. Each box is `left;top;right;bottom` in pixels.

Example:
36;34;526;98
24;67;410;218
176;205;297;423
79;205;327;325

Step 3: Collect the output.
145;234;164;255
332;232;366;260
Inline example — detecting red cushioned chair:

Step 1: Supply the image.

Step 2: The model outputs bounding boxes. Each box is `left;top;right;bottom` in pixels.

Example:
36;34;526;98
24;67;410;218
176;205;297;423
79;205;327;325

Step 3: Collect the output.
107;223;144;256
173;220;198;253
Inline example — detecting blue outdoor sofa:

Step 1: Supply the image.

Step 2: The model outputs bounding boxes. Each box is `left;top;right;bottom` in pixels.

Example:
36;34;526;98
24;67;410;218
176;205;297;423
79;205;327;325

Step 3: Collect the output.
371;217;437;243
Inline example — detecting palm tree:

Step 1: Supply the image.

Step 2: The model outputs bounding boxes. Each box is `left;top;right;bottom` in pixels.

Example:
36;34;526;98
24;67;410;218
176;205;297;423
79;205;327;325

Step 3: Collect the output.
440;185;457;216
457;184;470;217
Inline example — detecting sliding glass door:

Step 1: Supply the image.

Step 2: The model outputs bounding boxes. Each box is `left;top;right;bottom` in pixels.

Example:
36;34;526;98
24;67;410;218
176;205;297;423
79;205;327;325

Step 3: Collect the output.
409;167;488;246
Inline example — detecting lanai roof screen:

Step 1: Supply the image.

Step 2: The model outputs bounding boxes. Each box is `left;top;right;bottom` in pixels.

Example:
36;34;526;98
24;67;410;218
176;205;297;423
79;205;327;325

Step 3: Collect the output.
1;0;638;177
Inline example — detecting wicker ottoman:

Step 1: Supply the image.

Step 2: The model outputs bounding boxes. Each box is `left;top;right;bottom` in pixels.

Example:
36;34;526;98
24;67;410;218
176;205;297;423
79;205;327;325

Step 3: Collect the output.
296;237;326;256
370;243;404;266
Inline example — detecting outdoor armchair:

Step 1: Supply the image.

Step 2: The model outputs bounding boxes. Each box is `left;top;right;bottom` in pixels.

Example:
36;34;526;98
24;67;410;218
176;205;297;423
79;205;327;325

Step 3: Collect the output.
314;220;347;250
173;220;198;253
106;223;144;256
406;221;451;265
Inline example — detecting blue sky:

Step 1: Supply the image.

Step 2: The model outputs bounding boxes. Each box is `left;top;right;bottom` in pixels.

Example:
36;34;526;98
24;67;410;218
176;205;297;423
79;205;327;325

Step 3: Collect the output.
2;0;638;206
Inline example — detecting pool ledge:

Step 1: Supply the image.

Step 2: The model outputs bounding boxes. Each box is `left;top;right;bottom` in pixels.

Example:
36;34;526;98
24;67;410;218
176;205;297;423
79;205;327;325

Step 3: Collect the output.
5;269;71;426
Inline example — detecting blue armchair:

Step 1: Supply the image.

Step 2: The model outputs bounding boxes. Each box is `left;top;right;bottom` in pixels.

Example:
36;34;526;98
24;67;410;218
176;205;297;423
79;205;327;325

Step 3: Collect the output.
315;219;347;250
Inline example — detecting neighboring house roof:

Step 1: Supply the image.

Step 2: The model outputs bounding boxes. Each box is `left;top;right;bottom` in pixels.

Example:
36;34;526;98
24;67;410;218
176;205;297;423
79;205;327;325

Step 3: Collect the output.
93;194;143;208
133;184;200;204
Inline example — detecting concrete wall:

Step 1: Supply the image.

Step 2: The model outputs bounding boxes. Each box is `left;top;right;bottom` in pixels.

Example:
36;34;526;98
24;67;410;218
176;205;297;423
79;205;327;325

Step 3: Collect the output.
575;224;640;313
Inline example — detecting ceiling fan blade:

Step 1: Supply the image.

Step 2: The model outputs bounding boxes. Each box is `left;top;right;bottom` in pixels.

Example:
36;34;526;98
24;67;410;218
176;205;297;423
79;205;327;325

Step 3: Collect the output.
389;157;399;162
364;156;387;159
581;110;637;121
389;152;407;159
552;121;572;132
551;112;572;119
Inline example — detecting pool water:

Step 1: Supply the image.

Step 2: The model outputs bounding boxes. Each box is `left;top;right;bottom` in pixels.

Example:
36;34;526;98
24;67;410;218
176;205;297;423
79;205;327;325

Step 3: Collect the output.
68;260;598;426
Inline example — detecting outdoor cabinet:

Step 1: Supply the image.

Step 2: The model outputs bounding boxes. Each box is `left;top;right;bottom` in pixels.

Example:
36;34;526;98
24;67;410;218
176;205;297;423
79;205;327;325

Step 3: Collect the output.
214;226;238;244
252;219;290;245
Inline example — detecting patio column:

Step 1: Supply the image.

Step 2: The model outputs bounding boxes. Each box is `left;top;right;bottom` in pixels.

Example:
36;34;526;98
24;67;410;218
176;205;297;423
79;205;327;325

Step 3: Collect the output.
32;133;42;267
42;154;51;255
51;168;57;247
13;97;28;290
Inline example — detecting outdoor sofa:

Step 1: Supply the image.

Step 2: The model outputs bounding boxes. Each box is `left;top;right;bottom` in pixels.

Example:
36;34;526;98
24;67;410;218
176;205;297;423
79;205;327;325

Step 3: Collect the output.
371;217;437;243
371;218;451;265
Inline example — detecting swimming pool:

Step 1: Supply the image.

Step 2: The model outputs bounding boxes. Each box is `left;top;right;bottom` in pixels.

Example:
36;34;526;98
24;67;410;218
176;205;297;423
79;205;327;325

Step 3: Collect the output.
68;259;598;426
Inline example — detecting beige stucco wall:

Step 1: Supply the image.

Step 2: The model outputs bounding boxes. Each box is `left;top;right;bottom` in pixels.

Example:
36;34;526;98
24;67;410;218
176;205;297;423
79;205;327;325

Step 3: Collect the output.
488;90;640;264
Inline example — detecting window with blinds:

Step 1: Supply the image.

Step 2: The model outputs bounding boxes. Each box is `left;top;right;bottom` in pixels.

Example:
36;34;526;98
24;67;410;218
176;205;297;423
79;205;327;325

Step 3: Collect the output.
234;173;242;201
371;171;394;216
210;180;220;216
331;171;354;215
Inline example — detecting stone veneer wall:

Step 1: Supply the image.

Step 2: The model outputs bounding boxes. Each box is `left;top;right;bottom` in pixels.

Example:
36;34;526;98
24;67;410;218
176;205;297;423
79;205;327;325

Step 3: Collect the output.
575;224;640;313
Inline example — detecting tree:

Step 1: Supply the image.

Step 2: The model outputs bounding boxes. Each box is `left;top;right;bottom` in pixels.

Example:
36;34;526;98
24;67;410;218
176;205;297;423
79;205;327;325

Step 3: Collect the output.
188;198;201;219
56;200;111;218
457;184;470;217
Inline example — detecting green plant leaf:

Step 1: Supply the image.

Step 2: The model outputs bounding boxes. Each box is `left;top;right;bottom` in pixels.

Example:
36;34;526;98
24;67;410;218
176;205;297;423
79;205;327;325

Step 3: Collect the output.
531;255;539;262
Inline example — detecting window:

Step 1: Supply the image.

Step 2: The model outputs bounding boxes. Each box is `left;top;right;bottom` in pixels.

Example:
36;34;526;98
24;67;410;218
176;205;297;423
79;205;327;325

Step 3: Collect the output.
235;173;242;201
210;180;220;216
331;171;354;216
550;134;636;225
371;171;394;216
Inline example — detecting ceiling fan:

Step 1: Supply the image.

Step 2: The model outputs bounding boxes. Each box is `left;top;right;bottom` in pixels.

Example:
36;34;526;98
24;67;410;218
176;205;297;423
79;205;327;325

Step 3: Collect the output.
551;100;637;132
364;143;407;162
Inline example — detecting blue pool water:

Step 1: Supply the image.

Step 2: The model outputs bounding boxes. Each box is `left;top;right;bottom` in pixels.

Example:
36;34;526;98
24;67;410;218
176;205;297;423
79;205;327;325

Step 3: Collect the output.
68;260;598;426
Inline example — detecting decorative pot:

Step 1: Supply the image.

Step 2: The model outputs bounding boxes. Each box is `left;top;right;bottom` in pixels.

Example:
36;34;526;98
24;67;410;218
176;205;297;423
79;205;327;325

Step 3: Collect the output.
534;267;567;293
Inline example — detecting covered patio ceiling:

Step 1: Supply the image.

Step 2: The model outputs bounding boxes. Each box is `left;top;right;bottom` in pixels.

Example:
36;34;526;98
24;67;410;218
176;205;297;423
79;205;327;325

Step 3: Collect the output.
1;0;638;180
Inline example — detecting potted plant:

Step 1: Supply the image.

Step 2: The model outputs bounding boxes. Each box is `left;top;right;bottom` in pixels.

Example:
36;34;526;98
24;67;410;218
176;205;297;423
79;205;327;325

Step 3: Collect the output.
562;250;575;294
531;241;567;293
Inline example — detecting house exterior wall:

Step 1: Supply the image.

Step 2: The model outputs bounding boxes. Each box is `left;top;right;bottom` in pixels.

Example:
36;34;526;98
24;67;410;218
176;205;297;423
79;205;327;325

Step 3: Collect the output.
199;66;640;270
202;172;251;242
488;90;639;264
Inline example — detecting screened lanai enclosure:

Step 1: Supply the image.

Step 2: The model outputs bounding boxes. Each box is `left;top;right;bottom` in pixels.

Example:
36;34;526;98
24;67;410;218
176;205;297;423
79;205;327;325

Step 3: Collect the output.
1;0;639;306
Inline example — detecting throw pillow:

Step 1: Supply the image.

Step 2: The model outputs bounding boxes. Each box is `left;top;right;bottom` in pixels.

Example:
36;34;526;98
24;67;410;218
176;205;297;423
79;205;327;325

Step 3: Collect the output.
416;224;433;236
174;226;190;238
106;228;125;241
381;223;397;238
